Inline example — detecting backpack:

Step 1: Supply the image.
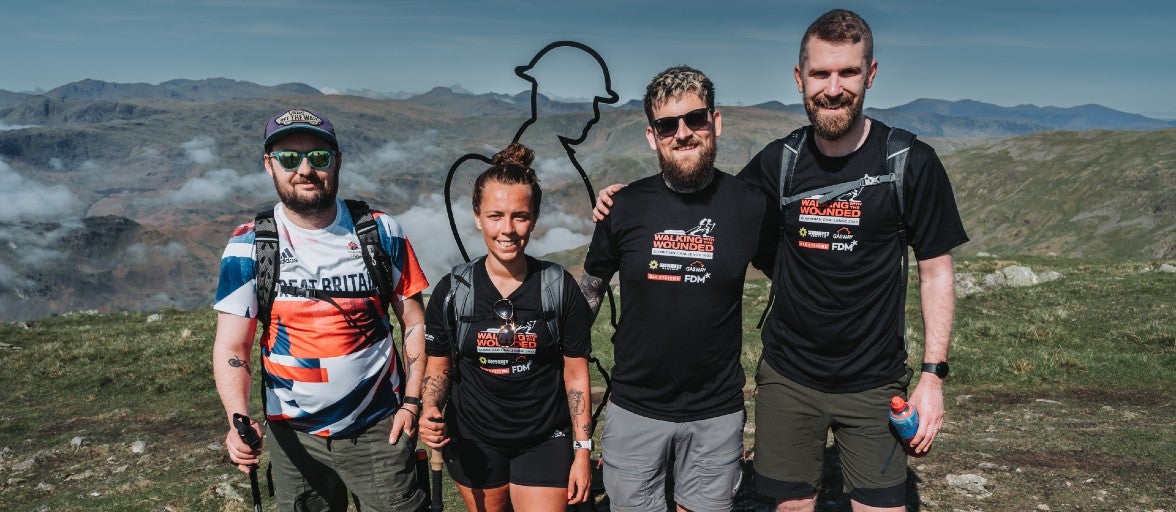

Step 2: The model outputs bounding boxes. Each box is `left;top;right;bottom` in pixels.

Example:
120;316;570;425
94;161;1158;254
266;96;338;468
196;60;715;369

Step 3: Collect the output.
757;125;916;328
440;257;567;370
252;199;396;325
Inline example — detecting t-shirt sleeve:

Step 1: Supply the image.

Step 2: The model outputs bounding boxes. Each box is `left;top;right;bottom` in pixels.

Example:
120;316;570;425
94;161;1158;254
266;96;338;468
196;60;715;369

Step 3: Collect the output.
558;271;593;358
583;209;620;280
375;212;430;299
424;275;453;357
752;192;779;275
737;139;784;198
213;222;259;318
903;142;970;260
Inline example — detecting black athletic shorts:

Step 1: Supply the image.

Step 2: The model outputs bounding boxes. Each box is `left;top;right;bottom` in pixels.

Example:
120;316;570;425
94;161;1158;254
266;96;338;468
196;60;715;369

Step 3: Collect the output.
443;433;573;489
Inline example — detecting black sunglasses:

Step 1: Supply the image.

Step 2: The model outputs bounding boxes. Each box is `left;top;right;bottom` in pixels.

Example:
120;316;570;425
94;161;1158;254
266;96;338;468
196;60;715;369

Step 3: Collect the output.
492;298;516;347
650;108;712;139
269;149;337;172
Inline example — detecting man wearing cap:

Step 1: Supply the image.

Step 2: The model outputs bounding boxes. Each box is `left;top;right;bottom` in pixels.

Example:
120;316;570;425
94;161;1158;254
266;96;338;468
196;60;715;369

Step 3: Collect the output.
213;107;430;511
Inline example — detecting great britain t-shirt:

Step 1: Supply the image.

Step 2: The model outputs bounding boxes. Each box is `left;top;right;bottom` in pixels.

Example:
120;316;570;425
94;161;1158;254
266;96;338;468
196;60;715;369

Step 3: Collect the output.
214;200;428;438
584;171;776;422
424;256;592;449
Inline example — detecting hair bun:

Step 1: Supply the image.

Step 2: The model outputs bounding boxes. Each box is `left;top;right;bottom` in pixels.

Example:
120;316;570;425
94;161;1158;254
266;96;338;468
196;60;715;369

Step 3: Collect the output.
491;142;535;169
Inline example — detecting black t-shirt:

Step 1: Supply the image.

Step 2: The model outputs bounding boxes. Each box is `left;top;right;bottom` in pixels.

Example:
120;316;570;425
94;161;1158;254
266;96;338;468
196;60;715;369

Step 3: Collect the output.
424;256;592;448
584;171;776;421
738;119;969;393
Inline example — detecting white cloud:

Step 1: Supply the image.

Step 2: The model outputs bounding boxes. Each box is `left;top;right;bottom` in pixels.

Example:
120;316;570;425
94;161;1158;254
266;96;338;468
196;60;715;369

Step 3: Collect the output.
394;193;475;285
164;167;272;203
181;135;218;165
527;227;591;257
48;158;64;171
80;160;102;172
0;122;38;131
0;158;78;221
533;156;578;183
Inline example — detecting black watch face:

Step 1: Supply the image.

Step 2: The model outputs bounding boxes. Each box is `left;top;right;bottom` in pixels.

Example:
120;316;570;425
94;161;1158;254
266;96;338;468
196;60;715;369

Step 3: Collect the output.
934;362;949;378
924;362;949;379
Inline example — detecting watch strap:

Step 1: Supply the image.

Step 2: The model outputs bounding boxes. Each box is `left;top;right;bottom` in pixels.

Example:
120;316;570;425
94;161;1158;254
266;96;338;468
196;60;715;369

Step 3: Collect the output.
402;396;422;407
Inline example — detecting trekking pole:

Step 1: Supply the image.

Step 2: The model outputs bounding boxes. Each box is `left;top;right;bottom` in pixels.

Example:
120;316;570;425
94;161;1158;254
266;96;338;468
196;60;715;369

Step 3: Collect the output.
232;413;264;512
429;446;445;511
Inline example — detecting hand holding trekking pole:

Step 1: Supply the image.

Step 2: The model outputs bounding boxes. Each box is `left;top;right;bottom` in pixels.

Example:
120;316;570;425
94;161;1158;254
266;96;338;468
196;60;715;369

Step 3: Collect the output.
227;413;263;472
232;413;264;512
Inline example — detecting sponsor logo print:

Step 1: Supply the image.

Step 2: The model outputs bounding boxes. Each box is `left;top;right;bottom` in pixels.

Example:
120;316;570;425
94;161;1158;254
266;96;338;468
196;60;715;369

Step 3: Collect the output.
348;241;359;251
798;240;830;250
647;273;683;282
832;240;859;252
649;259;683;271
799;197;862;226
686;261;707;272
478;357;509;365
799;227;830;239
684;272;711;284
833;227;853;240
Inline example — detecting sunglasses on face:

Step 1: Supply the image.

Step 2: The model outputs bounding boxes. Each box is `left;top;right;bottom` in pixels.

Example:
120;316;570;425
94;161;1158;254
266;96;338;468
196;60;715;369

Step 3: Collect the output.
492;298;517;347
268;149;337;172
650;108;712;139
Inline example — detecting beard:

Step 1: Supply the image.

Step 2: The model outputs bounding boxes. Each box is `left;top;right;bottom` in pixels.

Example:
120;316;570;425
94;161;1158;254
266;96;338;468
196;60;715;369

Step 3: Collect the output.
658;135;717;192
274;171;338;215
805;90;865;141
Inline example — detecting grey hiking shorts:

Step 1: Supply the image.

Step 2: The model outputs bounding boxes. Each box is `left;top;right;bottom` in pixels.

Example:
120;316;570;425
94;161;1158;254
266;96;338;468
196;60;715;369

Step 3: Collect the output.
601;401;744;512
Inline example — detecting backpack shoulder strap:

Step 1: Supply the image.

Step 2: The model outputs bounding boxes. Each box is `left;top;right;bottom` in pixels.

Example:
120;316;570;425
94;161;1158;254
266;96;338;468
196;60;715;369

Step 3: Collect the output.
885;127;915;218
538;260;566;347
444;259;480;362
778;126;809;208
884;127;916;243
253;209;279;326
345;199;396;310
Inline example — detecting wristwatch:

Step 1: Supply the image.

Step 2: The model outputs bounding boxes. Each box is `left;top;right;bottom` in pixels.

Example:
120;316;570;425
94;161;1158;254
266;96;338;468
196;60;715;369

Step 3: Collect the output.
402;396;422;407
921;362;950;379
573;440;593;451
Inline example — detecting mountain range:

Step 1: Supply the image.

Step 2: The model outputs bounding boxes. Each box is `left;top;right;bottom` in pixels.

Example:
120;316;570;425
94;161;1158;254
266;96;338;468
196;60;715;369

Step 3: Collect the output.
0;78;1172;321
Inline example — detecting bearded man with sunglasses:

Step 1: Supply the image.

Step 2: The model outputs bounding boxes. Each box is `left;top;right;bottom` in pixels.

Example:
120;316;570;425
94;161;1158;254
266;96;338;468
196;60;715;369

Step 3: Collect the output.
580;66;777;512
212;107;430;512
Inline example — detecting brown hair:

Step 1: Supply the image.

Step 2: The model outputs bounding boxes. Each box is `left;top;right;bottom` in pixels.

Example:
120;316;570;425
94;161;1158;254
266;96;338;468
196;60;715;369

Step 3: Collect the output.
643;65;715;123
472;142;542;217
799;9;874;67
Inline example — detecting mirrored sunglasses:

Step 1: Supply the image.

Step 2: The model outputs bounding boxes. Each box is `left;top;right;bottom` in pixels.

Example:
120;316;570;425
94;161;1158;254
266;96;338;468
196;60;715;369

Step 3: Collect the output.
269;149;336;172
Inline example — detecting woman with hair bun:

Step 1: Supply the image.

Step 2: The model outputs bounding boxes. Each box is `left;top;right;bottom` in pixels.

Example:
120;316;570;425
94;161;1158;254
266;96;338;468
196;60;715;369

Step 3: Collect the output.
420;143;594;510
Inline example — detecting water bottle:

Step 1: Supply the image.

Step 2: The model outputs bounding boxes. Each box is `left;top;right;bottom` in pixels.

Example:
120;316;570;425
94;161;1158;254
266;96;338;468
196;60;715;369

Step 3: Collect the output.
888;396;919;440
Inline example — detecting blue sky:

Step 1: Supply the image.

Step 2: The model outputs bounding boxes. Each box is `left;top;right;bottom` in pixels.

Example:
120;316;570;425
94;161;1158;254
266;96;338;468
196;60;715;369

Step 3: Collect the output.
5;0;1175;118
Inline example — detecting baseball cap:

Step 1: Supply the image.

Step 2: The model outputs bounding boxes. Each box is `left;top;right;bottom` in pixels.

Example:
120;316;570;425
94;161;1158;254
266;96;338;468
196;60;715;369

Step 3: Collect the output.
264;108;338;149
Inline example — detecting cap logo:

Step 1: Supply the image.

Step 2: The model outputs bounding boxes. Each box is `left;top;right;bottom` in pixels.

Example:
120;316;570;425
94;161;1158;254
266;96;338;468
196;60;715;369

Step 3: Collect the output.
274;109;323;127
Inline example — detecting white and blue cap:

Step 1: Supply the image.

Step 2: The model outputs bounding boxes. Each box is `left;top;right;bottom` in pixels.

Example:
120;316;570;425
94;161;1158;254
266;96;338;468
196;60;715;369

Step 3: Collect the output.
264;108;338;149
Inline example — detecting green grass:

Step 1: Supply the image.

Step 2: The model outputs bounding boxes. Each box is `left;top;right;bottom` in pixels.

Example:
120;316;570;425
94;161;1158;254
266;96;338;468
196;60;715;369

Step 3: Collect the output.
1;257;1173;511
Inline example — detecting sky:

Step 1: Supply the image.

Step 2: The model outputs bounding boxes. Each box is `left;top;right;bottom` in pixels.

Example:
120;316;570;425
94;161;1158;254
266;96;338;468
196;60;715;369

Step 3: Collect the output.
3;0;1175;118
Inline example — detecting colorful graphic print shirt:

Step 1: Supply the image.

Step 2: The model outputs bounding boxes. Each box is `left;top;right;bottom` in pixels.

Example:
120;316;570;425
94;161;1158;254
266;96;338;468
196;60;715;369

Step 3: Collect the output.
214;200;428;438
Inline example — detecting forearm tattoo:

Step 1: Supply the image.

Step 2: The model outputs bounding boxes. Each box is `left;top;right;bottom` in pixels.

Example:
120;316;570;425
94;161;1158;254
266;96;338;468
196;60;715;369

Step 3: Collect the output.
228;356;250;374
567;389;586;416
578;273;606;316
422;374;450;409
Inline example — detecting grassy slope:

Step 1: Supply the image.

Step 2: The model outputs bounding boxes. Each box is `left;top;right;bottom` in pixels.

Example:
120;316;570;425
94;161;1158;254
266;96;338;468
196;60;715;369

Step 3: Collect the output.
1;257;1172;511
945;129;1176;260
